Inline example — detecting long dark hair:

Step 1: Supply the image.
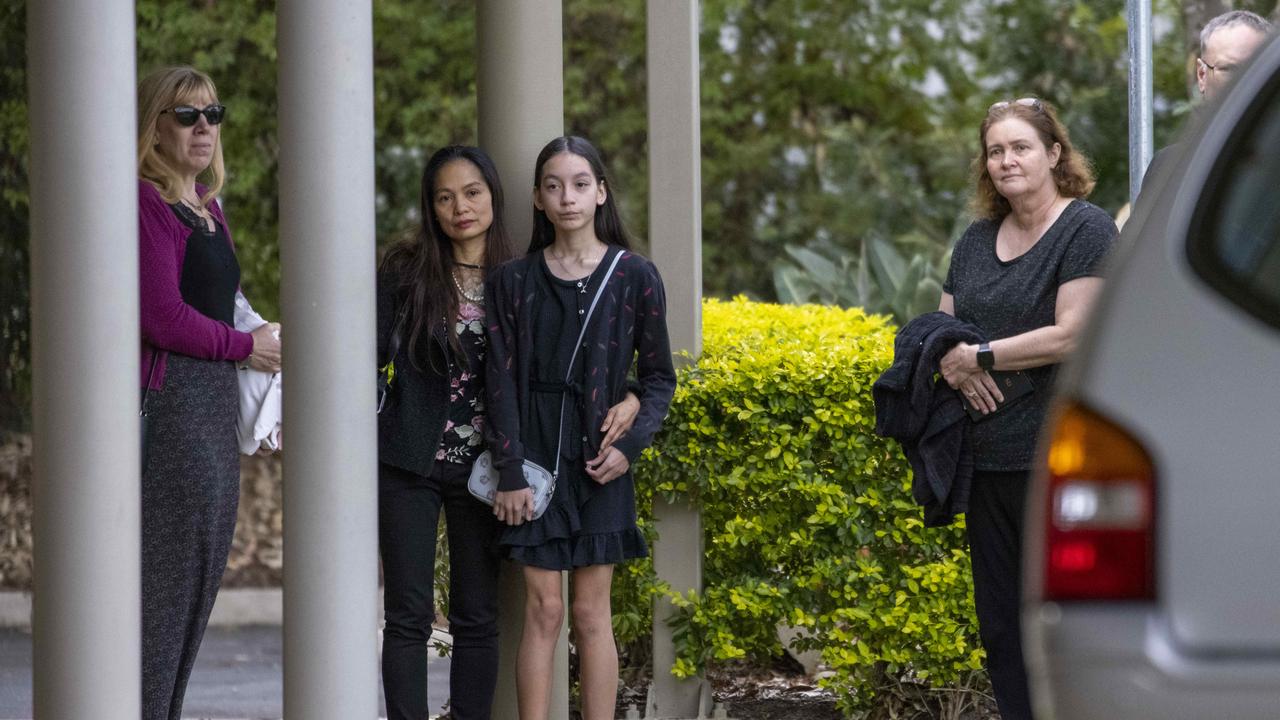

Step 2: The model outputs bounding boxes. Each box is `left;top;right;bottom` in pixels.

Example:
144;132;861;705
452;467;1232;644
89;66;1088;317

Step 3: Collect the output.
379;145;515;366
528;136;632;253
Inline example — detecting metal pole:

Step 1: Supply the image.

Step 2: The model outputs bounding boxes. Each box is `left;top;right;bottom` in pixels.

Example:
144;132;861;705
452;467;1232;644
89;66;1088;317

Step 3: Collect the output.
1128;0;1154;203
27;0;140;716
477;3;569;717
277;2;380;717
648;2;706;717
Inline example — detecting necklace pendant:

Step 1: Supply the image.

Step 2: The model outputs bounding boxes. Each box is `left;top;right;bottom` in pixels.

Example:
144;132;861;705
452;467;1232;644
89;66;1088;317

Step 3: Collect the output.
451;269;484;304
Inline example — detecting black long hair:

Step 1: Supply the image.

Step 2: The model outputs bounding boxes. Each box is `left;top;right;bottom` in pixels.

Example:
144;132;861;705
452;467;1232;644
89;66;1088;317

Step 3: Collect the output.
528;136;633;253
379;145;515;367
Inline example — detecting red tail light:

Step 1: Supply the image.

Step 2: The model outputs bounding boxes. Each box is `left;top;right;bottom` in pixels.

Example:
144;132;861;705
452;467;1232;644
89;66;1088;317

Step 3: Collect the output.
1042;402;1155;601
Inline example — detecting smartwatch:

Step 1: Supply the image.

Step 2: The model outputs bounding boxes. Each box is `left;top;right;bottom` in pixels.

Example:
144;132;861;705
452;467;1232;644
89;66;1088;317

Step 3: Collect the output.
977;342;995;371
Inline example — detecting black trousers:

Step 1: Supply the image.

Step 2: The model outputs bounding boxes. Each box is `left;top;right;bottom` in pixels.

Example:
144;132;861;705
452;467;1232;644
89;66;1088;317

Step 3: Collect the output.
967;469;1033;720
379;461;502;720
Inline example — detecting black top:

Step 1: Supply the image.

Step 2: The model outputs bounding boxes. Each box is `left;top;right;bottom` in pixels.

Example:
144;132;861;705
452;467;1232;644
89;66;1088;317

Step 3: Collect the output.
526;256;592;466
942;199;1116;470
485;247;677;492
171;202;239;327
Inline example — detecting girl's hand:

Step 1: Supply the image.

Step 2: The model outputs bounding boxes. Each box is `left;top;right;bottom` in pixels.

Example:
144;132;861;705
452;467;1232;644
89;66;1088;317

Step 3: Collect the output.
599;392;640;453
494;488;534;525
585;447;630;485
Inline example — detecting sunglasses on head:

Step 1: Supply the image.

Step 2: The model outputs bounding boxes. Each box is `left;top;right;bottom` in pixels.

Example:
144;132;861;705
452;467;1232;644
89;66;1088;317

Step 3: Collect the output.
162;104;226;127
988;97;1043;113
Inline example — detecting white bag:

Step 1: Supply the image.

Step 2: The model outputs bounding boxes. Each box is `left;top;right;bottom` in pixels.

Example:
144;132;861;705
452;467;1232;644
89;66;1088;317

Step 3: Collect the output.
467;451;555;520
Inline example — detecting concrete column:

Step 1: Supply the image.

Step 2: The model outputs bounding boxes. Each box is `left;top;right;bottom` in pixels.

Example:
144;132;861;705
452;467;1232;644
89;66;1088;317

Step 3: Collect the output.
26;1;140;716
647;2;706;717
477;0;565;251
477;2;570;717
277;2;380;718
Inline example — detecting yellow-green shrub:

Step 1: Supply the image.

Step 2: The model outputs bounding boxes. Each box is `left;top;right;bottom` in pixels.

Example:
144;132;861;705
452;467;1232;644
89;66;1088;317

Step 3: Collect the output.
626;297;984;713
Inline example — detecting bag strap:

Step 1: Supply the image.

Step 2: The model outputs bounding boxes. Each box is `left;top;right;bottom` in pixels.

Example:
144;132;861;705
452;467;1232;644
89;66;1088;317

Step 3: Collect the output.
140;351;161;417
551;248;625;478
377;300;411;414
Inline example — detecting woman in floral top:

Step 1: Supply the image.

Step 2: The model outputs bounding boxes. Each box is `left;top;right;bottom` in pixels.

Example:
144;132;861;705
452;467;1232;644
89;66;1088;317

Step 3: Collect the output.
375;145;514;720
375;145;640;719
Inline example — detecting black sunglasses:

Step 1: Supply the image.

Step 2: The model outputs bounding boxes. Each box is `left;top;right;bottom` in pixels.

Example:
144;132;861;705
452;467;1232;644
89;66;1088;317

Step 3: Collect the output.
162;104;226;127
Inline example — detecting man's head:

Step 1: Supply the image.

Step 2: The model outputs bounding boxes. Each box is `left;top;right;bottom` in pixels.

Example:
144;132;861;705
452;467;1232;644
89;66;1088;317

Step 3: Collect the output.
1198;10;1273;100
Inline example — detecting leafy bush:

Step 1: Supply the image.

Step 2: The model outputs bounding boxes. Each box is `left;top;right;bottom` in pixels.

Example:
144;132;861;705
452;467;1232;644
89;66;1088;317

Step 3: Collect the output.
773;237;951;326
628;297;985;714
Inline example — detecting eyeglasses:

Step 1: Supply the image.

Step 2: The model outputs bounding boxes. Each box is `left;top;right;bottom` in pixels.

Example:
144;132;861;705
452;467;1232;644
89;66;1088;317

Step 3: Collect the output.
162;104;226;127
988;97;1044;114
1199;58;1237;76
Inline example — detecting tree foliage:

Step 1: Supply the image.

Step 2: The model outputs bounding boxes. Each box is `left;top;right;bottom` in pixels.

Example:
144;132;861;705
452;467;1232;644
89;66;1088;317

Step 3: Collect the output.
3;1;1276;431
0;3;28;431
631;298;986;714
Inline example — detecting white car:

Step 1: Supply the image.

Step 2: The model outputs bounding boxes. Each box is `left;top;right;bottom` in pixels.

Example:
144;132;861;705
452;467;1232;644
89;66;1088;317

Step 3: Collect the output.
1022;38;1280;719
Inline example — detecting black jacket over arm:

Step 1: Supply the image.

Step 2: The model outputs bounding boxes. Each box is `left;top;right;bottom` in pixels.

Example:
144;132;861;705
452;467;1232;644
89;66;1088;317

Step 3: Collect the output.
872;311;986;527
484;248;677;492
376;272;452;478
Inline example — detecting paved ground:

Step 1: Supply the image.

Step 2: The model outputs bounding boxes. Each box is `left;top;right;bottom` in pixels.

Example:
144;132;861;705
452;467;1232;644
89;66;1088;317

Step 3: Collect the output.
0;626;451;719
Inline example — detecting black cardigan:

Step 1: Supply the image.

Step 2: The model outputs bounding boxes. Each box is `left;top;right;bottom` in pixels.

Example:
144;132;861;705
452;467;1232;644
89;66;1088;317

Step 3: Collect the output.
484;247;677;492
375;272;452;478
872;311;985;527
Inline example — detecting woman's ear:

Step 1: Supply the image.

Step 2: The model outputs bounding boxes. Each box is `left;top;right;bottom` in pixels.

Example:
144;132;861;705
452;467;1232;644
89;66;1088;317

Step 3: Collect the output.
532;187;543;211
596;179;607;207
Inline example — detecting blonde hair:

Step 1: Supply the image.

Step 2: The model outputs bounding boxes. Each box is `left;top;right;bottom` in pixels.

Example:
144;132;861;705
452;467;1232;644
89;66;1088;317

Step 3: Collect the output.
136;66;225;206
969;99;1095;220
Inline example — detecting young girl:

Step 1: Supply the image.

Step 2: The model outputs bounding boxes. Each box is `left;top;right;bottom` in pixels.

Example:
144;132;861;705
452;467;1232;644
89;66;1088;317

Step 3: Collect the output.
375;146;516;720
485;136;677;720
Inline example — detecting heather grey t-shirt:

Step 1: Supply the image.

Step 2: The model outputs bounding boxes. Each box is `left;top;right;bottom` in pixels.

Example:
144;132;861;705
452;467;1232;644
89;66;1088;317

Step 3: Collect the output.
942;199;1116;471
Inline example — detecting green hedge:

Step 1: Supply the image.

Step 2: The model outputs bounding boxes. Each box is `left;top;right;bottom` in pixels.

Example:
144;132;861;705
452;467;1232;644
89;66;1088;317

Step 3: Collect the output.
625;297;986;714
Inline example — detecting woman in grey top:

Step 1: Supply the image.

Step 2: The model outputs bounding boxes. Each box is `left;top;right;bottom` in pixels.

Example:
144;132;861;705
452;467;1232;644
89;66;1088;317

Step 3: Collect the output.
938;98;1116;720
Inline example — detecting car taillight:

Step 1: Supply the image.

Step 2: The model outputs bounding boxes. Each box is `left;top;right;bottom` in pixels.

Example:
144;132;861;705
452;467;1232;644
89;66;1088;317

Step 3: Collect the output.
1042;402;1155;601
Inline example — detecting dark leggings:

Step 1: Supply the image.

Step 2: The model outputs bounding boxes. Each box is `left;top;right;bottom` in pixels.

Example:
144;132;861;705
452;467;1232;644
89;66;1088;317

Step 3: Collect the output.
379;460;501;720
967;469;1033;720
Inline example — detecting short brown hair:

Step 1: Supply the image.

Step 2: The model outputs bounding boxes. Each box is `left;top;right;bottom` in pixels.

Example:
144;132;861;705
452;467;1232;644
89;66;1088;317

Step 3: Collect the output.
969;99;1095;219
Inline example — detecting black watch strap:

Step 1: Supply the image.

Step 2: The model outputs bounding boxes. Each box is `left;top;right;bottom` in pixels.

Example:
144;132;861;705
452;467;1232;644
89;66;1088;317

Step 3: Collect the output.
977;342;995;370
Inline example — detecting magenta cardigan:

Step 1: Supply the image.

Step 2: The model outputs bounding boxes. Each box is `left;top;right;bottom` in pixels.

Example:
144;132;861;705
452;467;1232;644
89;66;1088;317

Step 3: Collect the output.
139;179;254;390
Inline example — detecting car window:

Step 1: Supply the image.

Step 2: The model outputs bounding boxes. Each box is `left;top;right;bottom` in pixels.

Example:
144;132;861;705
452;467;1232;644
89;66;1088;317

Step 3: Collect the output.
1189;71;1280;329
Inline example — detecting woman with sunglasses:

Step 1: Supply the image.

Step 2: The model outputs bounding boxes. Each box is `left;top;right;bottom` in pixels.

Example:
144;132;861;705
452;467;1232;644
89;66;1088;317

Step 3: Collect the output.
375;145;642;719
485;136;676;720
937;98;1115;719
136;66;281;720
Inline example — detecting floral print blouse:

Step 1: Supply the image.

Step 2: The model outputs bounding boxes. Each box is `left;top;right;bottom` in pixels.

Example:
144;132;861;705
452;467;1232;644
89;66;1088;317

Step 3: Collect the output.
438;300;487;464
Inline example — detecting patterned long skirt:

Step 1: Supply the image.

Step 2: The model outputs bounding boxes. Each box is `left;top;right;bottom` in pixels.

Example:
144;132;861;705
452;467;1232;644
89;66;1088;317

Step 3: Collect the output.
140;353;240;720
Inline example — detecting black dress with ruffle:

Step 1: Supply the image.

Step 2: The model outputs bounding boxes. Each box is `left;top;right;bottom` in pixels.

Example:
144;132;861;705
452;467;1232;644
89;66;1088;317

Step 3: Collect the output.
500;253;648;570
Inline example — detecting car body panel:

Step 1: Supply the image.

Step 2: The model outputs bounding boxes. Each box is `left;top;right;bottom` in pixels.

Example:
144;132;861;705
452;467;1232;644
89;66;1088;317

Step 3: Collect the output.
1026;606;1280;720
